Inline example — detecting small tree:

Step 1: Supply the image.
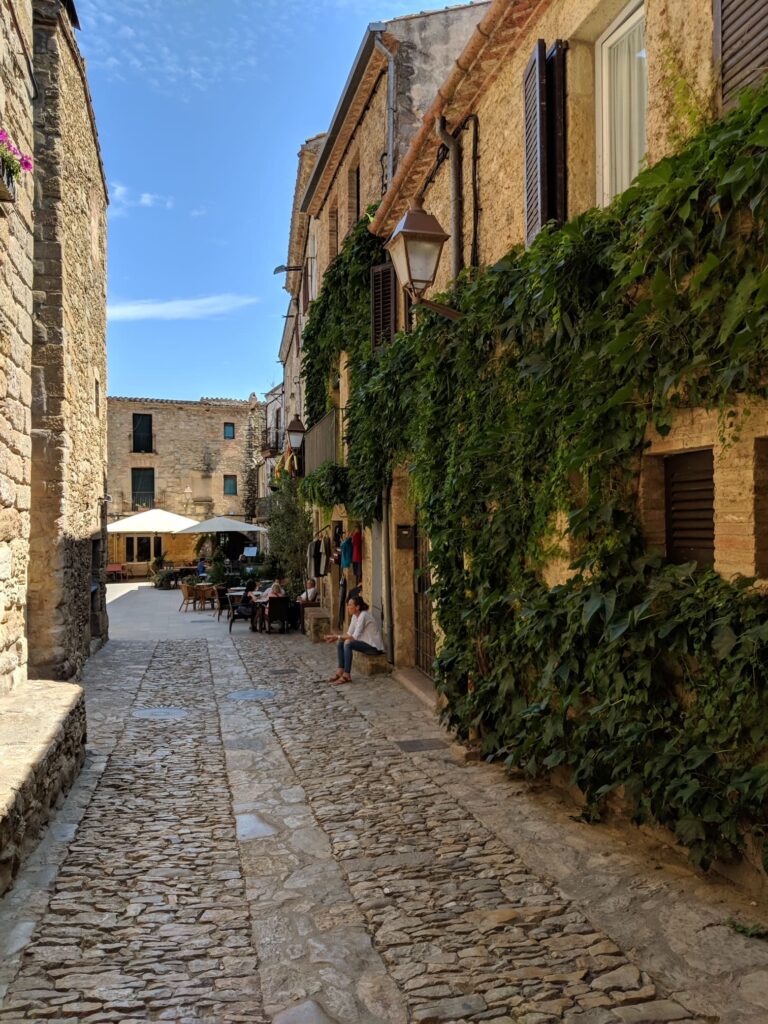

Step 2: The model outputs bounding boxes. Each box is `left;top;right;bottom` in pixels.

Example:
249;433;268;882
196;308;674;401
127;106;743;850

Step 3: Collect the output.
267;476;312;596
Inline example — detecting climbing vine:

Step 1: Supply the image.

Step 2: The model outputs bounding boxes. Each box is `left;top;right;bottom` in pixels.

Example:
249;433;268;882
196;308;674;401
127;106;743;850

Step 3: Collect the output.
302;83;768;870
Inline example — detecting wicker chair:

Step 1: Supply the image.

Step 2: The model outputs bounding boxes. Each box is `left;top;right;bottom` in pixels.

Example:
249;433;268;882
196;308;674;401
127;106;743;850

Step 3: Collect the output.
178;583;196;612
228;593;254;632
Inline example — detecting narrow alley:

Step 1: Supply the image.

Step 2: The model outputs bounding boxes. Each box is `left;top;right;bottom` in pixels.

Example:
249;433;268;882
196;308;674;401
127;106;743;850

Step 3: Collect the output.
1;586;767;1023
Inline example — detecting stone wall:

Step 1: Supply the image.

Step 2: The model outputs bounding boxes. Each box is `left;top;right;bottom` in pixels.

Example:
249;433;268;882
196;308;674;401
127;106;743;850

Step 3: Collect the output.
0;1;35;696
107;397;260;563
27;0;108;680
422;0;715;293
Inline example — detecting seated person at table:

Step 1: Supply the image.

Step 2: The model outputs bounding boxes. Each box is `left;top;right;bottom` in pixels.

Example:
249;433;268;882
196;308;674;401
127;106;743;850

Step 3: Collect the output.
298;578;317;604
325;595;384;684
196;557;206;576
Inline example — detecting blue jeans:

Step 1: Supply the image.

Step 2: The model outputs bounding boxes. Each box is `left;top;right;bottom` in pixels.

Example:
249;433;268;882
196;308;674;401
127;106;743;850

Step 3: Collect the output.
337;639;380;673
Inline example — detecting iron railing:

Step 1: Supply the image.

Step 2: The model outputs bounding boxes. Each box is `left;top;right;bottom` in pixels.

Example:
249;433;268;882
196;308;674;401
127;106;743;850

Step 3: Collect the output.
260;428;284;457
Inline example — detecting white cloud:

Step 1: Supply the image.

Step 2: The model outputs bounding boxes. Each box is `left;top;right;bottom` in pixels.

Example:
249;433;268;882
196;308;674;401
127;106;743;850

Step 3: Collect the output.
110;181;173;217
108;294;261;322
190;206;207;218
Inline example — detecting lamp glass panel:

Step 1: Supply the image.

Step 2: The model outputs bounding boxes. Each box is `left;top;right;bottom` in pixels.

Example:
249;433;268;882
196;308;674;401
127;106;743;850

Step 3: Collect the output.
387;234;411;293
288;430;304;449
406;238;442;291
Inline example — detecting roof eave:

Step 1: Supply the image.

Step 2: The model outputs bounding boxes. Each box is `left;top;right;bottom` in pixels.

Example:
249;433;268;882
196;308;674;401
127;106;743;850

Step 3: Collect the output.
300;24;384;214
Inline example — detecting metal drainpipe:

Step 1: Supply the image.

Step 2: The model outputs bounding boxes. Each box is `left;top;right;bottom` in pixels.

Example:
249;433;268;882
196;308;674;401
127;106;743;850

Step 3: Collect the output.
373;31;396;191
382;482;395;662
436;116;464;281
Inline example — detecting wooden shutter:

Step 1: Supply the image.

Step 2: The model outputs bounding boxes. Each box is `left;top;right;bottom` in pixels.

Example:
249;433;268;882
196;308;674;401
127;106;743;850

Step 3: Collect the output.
546;40;567;225
716;0;768;106
301;259;310;312
371;263;396;348
664;450;715;566
524;40;548;246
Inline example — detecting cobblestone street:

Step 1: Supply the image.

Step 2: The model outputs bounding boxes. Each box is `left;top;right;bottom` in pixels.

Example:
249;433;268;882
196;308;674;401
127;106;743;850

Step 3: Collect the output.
1;586;767;1023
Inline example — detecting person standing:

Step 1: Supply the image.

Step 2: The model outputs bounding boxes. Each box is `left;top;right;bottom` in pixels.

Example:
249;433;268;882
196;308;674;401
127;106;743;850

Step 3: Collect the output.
325;595;384;683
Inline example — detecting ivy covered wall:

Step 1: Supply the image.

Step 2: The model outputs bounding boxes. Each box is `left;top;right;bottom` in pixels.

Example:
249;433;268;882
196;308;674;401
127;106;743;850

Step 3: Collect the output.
302;85;768;871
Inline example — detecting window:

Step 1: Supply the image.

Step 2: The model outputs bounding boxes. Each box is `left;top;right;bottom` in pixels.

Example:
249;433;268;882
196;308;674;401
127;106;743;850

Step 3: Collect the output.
329;204;339;259
153;536;162;559
125;537;134;562
664;449;714;566
224;474;238;495
348;161;361;229
132;413;153;453
136;536;151;562
131;467;155;509
523;39;567;245
371;262;397;348
597;3;647;205
224;422;235;439
715;0;768;107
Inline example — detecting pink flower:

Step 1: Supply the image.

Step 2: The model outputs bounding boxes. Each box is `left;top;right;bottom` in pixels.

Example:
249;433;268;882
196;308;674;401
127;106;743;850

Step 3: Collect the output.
8;143;20;158
20;155;33;172
0;130;8;145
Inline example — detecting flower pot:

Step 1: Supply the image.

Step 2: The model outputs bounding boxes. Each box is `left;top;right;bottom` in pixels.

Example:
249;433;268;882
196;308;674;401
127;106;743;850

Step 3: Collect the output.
0;158;16;203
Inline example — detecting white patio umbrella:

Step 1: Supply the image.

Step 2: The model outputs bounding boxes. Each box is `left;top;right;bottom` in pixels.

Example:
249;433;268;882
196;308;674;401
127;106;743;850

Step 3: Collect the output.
173;515;267;536
107;509;198;534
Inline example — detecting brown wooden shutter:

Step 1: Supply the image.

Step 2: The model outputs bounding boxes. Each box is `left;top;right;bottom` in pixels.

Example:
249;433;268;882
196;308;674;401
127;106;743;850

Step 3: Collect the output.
301;260;310;313
371;263;396;349
524;40;548;246
664;449;715;566
546;40;567;226
715;0;768;106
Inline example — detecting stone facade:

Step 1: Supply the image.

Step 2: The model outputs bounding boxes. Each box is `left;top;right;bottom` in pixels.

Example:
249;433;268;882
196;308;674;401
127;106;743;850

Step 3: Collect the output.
27;0;109;680
107;396;261;568
0;0;35;697
362;0;753;652
372;0;718;276
0;0;103;892
287;7;488;658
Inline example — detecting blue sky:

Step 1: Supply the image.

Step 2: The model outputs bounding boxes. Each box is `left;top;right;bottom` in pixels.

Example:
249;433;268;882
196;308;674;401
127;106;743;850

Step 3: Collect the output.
78;0;462;402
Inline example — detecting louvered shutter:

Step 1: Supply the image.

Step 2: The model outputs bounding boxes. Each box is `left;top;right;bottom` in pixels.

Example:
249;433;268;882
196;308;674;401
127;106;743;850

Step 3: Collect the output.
301;259;310;312
664;450;715;566
716;0;768;106
524;40;548;246
371;263;396;349
546;40;567;225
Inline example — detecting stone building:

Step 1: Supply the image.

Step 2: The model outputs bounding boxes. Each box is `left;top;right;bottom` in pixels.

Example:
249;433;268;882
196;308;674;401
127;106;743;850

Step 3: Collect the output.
28;0;109;680
0;0;107;893
364;0;768;649
280;5;489;645
107;396;261;570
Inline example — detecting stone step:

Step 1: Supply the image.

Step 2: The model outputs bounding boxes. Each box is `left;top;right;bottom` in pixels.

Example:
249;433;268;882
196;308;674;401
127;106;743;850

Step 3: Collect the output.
0;679;86;896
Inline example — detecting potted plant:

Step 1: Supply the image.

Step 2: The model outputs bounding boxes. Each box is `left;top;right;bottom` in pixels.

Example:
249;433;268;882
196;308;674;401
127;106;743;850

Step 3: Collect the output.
152;568;174;590
0;129;32;204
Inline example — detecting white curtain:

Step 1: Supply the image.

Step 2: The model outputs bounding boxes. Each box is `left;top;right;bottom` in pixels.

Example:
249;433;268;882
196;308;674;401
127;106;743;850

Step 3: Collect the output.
607;15;648;199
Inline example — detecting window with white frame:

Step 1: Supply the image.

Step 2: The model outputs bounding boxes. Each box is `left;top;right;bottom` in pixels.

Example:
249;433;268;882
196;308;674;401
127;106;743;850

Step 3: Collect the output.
597;2;648;205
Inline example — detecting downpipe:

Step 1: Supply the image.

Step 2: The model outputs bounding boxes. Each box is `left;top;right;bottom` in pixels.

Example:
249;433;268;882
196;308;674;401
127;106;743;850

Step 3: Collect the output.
436;116;463;281
374;30;396;191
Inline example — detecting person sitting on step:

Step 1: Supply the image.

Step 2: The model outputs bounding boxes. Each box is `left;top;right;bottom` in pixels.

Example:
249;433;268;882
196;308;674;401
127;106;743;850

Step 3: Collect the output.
325;595;384;684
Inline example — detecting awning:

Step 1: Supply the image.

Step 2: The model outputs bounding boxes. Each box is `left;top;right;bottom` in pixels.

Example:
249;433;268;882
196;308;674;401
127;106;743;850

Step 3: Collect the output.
107;509;199;534
173;516;267;536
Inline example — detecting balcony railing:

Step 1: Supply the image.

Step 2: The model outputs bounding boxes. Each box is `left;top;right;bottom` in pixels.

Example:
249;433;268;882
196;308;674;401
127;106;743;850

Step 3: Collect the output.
304;408;339;476
261;428;284;457
130;490;167;511
129;431;156;454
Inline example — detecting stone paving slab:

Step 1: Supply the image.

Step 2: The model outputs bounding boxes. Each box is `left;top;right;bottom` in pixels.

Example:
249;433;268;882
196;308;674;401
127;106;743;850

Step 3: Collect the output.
1;588;767;1023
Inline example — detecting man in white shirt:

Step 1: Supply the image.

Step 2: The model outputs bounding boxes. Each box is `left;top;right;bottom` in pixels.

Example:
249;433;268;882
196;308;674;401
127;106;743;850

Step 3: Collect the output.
298;579;318;604
325;595;384;683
